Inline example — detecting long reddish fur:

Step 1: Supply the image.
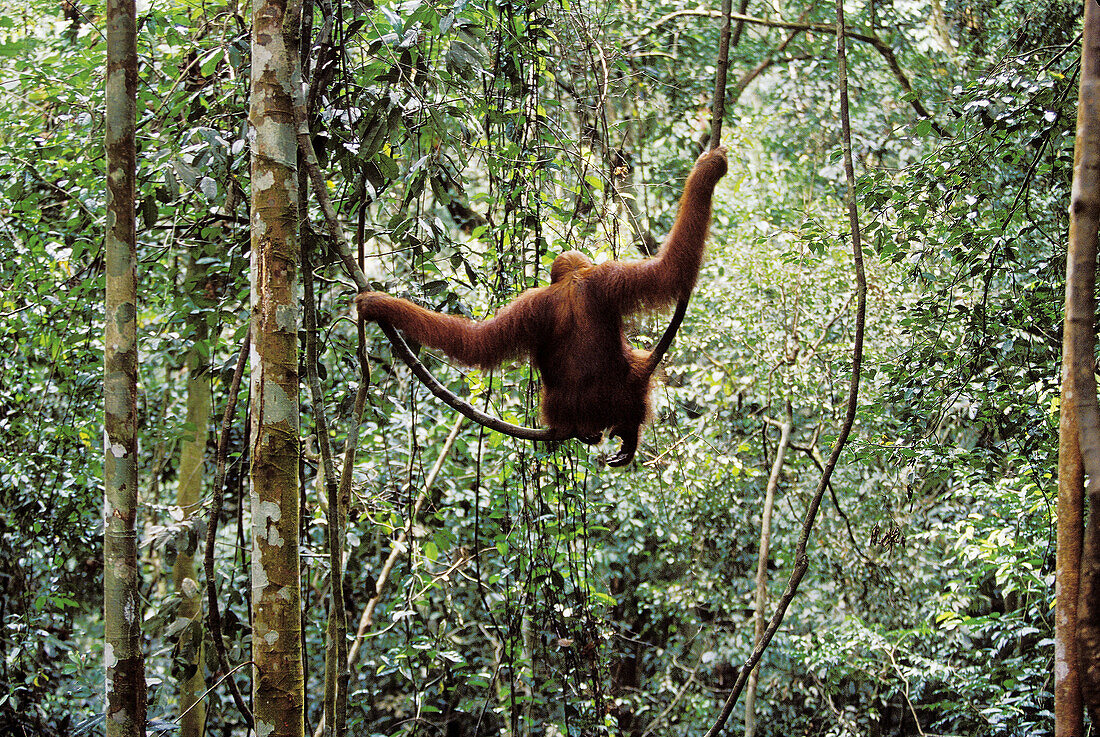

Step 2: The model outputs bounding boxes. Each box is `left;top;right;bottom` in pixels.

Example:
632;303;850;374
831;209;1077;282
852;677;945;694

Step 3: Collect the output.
356;146;728;465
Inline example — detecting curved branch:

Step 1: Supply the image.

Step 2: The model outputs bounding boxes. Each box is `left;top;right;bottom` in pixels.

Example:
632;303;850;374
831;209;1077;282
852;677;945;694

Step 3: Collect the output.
643;0;736;375
703;0;868;732
735;14;942;131
374;325;560;440
643;294;690;375
292;98;561;441
630;10;945;136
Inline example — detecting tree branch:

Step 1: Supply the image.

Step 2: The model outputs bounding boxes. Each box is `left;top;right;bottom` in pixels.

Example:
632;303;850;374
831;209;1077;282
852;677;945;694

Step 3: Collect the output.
203;332;254;729
630;10;945;136
703;0;868;731
291;87;560;442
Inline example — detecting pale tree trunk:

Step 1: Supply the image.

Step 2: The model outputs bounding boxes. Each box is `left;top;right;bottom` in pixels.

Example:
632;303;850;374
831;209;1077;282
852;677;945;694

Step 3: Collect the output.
174;257;213;737
249;0;304;732
928;0;957;58
1065;0;1100;729
744;419;791;737
104;0;146;733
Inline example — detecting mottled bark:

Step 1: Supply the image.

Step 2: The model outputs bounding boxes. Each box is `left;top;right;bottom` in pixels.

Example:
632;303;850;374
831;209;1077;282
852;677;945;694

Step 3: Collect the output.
104;0;146;734
250;0;305;733
174;257;213;737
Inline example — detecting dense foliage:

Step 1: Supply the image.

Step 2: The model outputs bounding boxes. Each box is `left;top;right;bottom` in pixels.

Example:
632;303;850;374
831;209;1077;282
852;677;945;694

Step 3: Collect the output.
0;0;1077;734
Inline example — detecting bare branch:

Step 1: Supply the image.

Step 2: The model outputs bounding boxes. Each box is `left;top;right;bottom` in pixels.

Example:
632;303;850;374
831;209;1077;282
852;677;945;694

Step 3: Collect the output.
630;10;945;135
703;0;868;731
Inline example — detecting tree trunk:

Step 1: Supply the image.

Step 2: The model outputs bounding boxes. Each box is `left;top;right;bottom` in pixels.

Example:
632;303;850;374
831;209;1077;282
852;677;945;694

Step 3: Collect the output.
1057;359;1083;736
744;419;791;737
249;0;305;732
104;0;146;733
1067;0;1100;727
174;257;213;737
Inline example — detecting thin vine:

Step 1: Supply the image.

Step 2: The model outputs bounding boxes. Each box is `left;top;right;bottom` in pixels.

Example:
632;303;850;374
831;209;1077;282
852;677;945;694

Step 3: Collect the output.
702;0;868;731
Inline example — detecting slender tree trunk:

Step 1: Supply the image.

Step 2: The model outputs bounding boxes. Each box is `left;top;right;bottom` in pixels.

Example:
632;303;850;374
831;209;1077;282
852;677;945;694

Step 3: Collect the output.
744;419;791;737
928;0;957;57
702;0;868;729
303;234;348;737
174;257;213;737
286;2;349;730
104;0;146;733
204;335;254;727
1067;0;1100;727
1057;361;1083;736
249;0;304;732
